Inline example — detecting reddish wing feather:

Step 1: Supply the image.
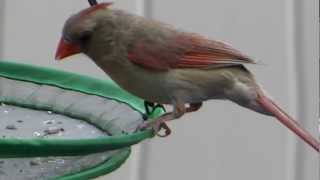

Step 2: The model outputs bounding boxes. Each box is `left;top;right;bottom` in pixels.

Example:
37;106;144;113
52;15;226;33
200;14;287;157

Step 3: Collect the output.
175;34;255;68
128;33;254;71
128;42;171;70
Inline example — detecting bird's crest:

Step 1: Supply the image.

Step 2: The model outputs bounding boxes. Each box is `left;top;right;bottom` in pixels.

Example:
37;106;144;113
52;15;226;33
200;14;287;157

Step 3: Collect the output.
79;2;113;17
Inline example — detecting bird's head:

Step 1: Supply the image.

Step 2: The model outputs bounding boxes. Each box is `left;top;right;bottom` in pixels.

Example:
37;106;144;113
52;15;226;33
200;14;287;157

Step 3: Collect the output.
55;2;113;60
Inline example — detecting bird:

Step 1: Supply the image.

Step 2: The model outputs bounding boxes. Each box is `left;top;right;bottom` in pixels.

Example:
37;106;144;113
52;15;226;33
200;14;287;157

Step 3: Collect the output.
55;3;319;152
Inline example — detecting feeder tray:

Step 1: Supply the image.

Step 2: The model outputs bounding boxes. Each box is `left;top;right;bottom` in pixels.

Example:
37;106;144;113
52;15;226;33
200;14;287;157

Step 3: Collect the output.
0;60;163;179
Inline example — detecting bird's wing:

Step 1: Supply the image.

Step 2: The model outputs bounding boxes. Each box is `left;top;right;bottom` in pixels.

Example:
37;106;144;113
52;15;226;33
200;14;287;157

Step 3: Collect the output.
127;33;255;71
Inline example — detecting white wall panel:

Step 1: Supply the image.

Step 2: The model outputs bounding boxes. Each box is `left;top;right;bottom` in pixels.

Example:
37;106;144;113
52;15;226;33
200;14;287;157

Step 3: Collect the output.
1;0;105;78
139;1;319;180
293;1;319;180
0;1;4;57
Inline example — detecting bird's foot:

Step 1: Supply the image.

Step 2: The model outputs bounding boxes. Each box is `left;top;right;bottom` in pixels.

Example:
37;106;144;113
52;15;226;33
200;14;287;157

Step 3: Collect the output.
139;120;171;137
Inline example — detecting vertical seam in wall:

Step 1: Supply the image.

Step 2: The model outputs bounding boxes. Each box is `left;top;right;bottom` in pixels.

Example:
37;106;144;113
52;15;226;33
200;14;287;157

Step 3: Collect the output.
296;0;317;179
284;0;298;180
137;140;152;180
136;2;153;180
295;1;319;180
135;0;145;16
143;0;153;19
294;1;318;179
129;1;153;180
129;144;143;180
0;1;5;59
317;0;320;130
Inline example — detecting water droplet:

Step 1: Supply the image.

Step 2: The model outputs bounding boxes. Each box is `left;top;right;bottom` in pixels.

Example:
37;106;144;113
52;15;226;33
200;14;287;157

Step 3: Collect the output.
44;127;63;135
47;111;53;114
76;124;85;129
57;132;63;136
101;156;107;160
55;159;65;164
47;158;65;164
29;160;40;166
3;110;9;114
5;124;17;130
33;132;41;137
29;158;41;166
43;120;55;125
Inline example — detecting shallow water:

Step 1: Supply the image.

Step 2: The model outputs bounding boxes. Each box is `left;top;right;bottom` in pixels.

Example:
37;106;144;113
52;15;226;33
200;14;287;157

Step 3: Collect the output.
0;104;106;139
0;103;117;180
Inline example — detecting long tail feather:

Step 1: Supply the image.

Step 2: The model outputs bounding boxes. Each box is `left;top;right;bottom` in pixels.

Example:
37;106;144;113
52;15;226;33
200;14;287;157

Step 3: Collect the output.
256;91;319;152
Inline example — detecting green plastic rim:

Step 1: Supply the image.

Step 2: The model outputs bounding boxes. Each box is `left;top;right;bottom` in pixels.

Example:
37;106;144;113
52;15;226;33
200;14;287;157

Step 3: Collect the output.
0;60;163;157
56;148;131;180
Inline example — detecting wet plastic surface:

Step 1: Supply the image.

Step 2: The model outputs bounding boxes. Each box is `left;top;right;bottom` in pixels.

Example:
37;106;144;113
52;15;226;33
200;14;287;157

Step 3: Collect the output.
0;104;107;139
0;104;120;180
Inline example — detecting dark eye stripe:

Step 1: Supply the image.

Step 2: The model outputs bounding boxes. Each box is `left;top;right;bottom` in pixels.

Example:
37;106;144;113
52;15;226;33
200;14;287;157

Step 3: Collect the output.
63;35;73;43
79;33;92;43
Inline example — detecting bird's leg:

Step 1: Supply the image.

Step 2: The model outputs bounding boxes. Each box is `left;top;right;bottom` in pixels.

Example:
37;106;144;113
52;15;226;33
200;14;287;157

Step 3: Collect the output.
139;102;203;137
154;103;202;136
140;100;186;137
142;101;170;135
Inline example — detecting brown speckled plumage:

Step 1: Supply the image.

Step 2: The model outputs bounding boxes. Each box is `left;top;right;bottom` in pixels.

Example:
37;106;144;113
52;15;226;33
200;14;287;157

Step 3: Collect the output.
55;3;319;151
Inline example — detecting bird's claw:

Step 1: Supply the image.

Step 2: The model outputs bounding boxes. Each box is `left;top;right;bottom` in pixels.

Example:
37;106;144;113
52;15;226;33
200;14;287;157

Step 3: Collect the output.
154;122;171;137
139;121;171;137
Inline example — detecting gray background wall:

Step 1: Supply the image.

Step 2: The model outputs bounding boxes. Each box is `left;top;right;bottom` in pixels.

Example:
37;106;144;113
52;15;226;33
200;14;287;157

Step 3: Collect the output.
0;0;318;180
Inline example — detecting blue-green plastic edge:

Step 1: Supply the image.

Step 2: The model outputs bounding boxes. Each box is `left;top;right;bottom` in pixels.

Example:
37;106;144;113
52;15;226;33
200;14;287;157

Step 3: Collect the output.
0;60;162;179
54;148;131;180
0;60;162;157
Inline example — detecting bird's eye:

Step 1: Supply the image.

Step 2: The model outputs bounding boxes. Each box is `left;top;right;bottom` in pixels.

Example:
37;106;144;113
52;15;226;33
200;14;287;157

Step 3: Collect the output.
78;32;92;44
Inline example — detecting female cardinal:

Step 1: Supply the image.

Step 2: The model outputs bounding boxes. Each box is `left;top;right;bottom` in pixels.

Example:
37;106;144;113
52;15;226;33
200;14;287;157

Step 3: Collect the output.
55;3;319;152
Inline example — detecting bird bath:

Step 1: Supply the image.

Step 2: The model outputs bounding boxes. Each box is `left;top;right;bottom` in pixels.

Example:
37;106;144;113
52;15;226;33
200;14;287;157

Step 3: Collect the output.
0;60;162;179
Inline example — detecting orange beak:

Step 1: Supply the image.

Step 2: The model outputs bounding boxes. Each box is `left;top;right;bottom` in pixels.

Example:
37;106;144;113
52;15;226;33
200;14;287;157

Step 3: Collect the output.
55;38;81;60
